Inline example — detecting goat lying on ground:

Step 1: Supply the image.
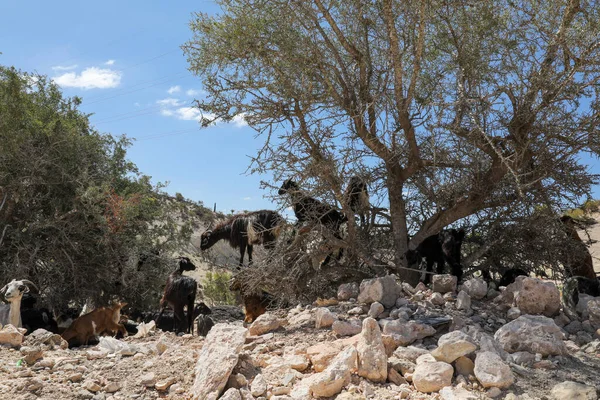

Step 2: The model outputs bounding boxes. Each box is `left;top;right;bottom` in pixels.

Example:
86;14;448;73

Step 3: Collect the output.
61;302;127;347
142;302;211;333
201;210;284;267
562;276;600;321
560;215;597;280
157;256;198;334
0;279;39;328
406;229;466;284
343;176;369;227
279;179;347;266
19;294;58;334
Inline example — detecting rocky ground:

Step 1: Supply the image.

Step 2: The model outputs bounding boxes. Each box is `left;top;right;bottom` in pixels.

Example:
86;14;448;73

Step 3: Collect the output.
1;274;599;400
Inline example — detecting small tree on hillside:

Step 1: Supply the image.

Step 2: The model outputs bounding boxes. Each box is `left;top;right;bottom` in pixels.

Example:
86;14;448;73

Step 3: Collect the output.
184;0;600;286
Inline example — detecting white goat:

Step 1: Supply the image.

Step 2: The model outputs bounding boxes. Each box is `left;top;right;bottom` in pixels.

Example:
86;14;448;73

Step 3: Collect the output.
0;279;39;328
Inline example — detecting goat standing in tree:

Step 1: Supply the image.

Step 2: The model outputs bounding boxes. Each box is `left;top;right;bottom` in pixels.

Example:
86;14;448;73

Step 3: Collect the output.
279;179;347;266
157;256;198;334
343;176;369;228
200;209;285;267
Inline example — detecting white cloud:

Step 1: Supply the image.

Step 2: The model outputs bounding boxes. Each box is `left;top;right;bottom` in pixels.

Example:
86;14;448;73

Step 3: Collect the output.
186;89;203;96
156;98;184;107
174;107;203;121
52;64;78;71
167;85;181;94
104;59;116;65
160;109;175;117
232;113;248;128
53;67;121;89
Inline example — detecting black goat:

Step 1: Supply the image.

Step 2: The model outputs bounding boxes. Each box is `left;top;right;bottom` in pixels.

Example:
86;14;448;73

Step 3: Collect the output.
200;210;284;267
144;302;211;333
279;179;347;265
562;276;600;320
157;256;198;334
196;315;214;336
497;268;528;287
406;229;466;284
343;176;369;227
19;293;58;334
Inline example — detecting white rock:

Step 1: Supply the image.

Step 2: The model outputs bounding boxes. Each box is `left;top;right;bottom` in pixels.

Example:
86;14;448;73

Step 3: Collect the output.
432;275;457;294
249;313;283;336
456;290;471;311
0;324;24;347
250;374;267;397
305;346;358;398
220;388;242;400
430;292;445;306
506;307;521;320
357;275;401;308
508;277;561;317
356;318;387;383
431;331;478;363
338;283;359;301
474;351;514;389
314;308;336;329
439;386;481;399
191;324;248;400
392;345;430;362
587;298;600;329
368;302;384;319
412;360;453;393
494;315;567;356
462;278;488;300
550;381;597;400
383;320;436;346
332;320;362;337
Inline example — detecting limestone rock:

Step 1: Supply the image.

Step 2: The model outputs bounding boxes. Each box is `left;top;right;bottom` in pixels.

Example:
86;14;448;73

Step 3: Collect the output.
432;275;457;294
462;278;488;300
454;356;474;376
506;307;521;320
305;346;358;398
24;329;67;350
19;346;43;365
431;331;478;363
306;336;359;372
510;277;561;317
368;302;384;319
357;275;401;308
191;323;248;400
383;320;436;346
412;360;453;393
83;380;101;393
220;388;242;400
283;354;310;372
332;320;362;337
0;324;24;347
494;315;567;356
456;290;471;311
392;346;430;362
314;308;336;329
250;374;267;397
249;313;283;336
439;386;482;399
140;373;156;387
587;298;600;329
388;357;416;375
387;367;407;385
508;351;535;366
430;292;445;306
550;381;597;400
356;317;387;383
338;282;359;301
474;351;514;389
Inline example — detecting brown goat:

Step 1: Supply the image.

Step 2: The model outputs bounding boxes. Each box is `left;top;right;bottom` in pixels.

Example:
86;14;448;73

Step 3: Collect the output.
61;302;127;347
229;277;272;323
560;216;596;280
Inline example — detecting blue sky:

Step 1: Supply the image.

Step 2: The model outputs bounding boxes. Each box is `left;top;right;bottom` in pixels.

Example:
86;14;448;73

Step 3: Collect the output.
1;0;598;218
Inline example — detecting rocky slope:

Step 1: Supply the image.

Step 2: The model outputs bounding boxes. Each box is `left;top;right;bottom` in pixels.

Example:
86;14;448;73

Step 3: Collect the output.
1;274;599;400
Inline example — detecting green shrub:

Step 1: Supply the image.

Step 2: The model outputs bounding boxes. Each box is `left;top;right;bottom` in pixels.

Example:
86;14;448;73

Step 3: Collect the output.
202;271;237;305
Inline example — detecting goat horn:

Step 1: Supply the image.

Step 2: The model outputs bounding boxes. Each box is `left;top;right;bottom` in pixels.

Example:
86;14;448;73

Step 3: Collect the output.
20;280;39;294
0;284;8;303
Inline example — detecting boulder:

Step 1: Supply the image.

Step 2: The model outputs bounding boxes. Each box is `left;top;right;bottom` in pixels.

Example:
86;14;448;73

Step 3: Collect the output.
220;388;242;400
357;275;401;308
510;277;561;317
338;282;359;301
191;324;248;400
462;278;488;300
24;329;67;350
332;320;362;337
367;302;384;319
494;315;567;356
432;274;457;294
550;381;597;400
305;346;358;398
250;374;267;397
577;294;595;318
249;313;283;336
587;298;600;329
19;346;43;365
392;345;430;362
0;324;24;347
412;360;453;393
382;320;436;346
356;318;387;383
454;356;475;376
314;308;336;329
456;290;471;311
431;331;478;363
474;351;514;389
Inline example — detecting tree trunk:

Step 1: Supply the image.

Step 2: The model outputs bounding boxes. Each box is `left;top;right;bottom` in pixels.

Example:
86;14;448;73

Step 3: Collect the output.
387;165;420;286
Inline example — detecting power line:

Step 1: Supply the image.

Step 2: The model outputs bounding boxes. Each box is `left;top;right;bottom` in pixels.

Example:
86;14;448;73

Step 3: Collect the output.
134;127;201;142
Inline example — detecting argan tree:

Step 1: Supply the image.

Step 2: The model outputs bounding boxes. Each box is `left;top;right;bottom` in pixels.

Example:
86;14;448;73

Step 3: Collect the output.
0;66;192;310
184;0;600;284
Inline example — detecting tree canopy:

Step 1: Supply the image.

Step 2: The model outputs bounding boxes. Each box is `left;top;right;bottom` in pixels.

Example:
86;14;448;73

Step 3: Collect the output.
0;66;192;310
184;0;600;284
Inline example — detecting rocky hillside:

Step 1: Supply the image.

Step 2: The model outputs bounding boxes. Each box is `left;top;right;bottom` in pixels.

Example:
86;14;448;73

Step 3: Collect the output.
1;273;599;400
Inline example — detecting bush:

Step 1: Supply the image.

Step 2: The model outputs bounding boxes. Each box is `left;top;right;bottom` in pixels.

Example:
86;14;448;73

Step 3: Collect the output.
202;271;237;305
